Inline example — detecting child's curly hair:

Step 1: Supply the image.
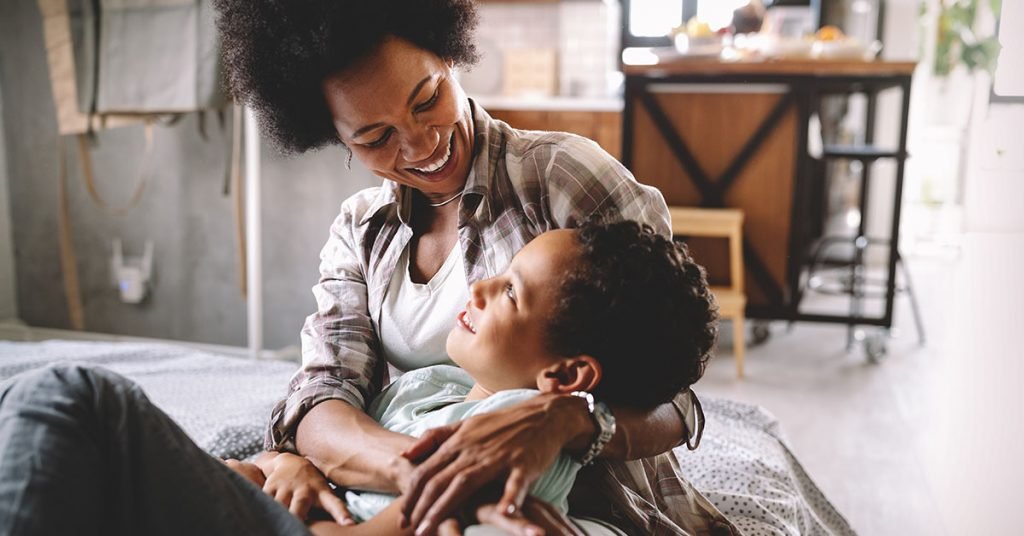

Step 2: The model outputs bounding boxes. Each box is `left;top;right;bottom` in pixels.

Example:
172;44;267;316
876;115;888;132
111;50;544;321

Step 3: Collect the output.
546;220;719;409
214;0;479;154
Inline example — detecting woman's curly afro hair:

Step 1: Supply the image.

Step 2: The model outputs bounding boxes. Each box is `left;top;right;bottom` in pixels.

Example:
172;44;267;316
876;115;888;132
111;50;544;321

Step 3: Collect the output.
214;0;479;154
546;220;719;410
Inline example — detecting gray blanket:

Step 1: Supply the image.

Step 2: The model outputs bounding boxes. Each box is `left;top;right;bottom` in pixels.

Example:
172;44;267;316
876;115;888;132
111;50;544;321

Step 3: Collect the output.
0;340;854;535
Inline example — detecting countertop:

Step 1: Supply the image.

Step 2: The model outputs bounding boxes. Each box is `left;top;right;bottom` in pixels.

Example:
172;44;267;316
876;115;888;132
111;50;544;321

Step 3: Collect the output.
471;94;623;112
622;48;917;78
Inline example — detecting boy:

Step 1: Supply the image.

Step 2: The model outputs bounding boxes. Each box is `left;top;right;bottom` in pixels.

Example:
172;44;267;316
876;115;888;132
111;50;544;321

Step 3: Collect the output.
237;220;719;535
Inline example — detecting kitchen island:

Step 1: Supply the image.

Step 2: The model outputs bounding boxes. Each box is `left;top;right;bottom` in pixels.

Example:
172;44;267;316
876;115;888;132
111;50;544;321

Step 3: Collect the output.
621;53;916;336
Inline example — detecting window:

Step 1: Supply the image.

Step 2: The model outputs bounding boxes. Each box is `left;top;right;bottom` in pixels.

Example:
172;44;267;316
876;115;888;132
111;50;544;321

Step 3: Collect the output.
621;0;819;49
992;0;1023;101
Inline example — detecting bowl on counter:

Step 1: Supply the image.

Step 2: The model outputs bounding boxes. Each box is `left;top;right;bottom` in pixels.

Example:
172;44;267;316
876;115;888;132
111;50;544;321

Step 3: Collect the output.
756;36;813;59
673;33;724;59
811;39;882;60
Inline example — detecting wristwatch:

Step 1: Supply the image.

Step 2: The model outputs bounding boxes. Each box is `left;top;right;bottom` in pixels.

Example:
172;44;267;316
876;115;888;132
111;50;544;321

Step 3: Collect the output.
570;391;616;466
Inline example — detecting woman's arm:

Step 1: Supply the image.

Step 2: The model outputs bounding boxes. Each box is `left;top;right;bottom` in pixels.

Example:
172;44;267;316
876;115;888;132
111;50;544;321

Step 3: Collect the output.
296;400;416;493
271;192;413;491
565;395;689;460
398;391;690;533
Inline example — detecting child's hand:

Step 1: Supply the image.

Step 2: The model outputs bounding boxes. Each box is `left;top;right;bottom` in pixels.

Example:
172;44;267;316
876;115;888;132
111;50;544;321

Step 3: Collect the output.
223;458;267;488
262;452;354;525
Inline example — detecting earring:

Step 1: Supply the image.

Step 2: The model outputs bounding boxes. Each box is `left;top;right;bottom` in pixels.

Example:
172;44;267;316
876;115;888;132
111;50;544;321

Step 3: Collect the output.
345;147;353;170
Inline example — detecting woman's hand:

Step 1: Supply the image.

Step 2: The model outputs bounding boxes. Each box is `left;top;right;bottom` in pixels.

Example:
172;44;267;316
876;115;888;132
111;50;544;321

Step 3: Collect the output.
398;393;594;535
262;452;354;525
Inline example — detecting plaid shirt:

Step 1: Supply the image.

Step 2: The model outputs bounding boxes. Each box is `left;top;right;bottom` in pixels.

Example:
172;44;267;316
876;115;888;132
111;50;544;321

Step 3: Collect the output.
267;101;737;535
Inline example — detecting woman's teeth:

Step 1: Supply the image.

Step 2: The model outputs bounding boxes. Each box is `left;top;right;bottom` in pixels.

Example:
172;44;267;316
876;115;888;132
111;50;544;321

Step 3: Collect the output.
413;140;452;174
463;311;476;333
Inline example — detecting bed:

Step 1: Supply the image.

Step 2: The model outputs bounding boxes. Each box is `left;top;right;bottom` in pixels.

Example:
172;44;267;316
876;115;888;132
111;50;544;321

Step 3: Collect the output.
0;340;855;535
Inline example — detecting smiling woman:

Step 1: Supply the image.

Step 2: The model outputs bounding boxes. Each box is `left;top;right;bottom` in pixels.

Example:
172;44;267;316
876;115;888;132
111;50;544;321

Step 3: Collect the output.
209;0;735;534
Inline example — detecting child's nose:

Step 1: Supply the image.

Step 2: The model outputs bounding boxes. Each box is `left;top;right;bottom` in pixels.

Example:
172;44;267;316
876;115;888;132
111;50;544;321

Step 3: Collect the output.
469;280;487;309
469;278;498;309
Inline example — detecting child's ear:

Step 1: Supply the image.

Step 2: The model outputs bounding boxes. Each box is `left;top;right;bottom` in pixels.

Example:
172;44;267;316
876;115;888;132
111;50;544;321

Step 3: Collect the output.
536;356;602;394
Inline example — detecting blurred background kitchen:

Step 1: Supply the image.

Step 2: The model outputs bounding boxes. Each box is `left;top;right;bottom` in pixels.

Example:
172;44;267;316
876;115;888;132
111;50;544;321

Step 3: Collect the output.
0;0;1021;534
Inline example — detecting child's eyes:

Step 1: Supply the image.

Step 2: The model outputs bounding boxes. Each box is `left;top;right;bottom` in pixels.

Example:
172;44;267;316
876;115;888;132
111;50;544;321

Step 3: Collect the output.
505;282;516;302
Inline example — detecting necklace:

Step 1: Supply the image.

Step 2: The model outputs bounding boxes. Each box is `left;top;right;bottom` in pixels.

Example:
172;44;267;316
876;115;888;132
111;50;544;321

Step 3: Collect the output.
427;191;464;208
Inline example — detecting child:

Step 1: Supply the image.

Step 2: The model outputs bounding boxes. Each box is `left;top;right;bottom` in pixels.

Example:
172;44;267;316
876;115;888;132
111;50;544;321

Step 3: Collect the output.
237;219;719;535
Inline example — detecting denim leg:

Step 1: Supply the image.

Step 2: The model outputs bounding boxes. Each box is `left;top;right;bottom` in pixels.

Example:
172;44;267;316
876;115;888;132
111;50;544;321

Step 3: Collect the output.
0;364;311;536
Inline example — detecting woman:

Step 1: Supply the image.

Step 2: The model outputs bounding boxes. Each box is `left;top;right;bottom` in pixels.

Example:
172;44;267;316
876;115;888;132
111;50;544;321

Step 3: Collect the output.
216;0;730;534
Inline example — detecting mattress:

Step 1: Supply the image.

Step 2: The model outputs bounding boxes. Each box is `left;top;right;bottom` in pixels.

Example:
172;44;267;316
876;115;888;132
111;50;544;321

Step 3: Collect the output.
0;340;855;535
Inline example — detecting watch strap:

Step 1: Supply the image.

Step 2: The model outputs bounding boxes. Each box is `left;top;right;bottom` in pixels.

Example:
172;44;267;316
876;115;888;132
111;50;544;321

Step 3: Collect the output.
571;392;616;466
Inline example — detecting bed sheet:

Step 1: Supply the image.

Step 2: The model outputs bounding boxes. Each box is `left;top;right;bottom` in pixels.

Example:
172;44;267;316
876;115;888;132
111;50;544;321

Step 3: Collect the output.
0;340;855;535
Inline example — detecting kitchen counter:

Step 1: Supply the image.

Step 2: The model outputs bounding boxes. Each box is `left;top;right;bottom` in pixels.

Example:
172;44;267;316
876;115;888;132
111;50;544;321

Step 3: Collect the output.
622;48;916;77
621;53;917;326
472;94;623;112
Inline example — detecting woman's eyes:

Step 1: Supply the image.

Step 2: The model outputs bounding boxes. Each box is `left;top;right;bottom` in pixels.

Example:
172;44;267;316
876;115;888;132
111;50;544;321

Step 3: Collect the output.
414;87;440;113
360;86;440;149
364;129;393;148
505;282;517;302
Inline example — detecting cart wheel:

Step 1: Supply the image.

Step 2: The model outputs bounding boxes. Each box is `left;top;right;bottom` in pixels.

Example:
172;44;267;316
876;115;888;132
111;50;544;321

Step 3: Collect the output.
750;322;771;346
864;332;888;363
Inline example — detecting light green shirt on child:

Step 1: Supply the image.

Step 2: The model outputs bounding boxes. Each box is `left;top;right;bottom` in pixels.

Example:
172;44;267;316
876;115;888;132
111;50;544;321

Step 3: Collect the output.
344;365;581;522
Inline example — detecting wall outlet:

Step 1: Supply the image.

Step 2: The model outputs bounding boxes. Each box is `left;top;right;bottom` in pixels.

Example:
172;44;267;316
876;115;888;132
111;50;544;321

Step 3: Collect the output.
110;239;154;304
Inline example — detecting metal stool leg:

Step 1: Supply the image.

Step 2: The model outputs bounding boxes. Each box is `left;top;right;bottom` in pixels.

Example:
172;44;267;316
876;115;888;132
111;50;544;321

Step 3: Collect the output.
847;237;868;352
897;253;926;346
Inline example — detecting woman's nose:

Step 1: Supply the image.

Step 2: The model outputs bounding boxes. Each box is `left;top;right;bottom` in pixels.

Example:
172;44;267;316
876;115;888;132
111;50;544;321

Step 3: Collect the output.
401;126;440;164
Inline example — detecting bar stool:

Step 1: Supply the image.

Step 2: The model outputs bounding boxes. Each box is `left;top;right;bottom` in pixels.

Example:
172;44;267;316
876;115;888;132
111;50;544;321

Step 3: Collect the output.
668;207;747;378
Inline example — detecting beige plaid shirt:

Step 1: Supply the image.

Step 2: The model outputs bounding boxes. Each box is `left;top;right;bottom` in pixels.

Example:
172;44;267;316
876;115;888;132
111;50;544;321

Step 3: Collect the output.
267;101;736;535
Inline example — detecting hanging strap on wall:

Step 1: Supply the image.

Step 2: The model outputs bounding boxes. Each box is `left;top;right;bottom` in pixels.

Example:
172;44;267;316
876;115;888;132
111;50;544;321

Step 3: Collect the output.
76;119;153;215
57;136;85;330
230;103;247;298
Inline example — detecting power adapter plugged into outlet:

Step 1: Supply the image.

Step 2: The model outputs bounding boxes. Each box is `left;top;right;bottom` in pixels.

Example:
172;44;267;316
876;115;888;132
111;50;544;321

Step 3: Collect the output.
110;239;154;304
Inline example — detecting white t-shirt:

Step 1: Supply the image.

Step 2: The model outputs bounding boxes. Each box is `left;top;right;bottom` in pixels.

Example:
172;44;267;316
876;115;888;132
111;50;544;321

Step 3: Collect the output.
377;242;470;372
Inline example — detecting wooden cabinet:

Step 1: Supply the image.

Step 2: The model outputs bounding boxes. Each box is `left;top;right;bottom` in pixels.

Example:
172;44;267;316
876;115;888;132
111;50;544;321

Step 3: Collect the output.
486;108;622;160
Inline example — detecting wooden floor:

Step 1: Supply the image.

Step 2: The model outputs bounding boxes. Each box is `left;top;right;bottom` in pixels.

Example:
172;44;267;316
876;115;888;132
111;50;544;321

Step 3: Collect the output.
698;232;1024;535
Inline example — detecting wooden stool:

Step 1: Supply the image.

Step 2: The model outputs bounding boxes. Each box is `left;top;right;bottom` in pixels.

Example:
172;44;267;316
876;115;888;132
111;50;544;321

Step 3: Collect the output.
668;207;748;378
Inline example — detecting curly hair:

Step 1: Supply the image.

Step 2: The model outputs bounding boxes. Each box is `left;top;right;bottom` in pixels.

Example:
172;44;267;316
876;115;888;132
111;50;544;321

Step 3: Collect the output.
214;0;479;154
546;220;719;410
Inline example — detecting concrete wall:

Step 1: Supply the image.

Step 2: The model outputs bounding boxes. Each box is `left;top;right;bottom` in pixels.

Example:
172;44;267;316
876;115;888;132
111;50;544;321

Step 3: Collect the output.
0;0;380;348
0;78;17;320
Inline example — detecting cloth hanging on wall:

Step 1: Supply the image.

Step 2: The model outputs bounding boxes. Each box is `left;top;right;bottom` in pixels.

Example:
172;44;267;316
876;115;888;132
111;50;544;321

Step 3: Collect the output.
95;0;225;113
38;0;226;133
39;0;133;134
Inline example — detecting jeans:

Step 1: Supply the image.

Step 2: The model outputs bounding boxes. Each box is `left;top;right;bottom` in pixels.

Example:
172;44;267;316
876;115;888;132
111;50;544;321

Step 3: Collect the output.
0;364;310;536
